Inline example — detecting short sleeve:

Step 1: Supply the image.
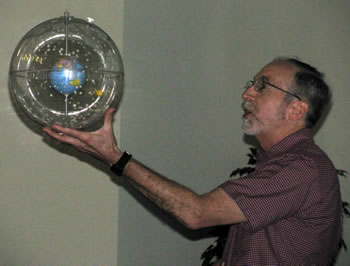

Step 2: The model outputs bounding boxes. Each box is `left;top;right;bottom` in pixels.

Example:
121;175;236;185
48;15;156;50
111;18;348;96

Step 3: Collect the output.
220;155;321;232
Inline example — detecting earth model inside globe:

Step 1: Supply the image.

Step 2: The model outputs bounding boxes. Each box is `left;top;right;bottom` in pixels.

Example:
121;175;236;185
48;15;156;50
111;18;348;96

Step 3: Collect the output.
49;58;86;94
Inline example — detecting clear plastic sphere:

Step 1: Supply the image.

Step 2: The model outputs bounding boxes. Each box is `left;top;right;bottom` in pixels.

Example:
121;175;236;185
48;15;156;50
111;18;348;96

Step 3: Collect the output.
9;12;124;129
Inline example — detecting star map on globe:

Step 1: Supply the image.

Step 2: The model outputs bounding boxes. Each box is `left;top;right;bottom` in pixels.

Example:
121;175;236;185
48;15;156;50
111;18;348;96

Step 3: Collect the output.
8;12;124;129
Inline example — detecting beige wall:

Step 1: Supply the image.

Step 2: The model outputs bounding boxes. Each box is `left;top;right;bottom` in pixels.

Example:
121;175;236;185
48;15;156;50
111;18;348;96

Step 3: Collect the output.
0;0;123;264
1;0;349;265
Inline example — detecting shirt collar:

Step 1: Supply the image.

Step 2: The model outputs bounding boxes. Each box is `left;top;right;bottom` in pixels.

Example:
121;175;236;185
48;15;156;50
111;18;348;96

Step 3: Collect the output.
257;128;314;161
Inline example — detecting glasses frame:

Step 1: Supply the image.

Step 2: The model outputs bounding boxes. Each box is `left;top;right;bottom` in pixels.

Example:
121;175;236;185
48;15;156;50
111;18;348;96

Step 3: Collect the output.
245;77;301;101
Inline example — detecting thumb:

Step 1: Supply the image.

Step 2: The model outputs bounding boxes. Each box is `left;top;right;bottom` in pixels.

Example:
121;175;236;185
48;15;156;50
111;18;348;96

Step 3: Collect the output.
103;108;116;131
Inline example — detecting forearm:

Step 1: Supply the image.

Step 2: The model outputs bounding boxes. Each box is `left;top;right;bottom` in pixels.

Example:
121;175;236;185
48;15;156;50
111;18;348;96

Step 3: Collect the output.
43;110;246;229
122;158;203;229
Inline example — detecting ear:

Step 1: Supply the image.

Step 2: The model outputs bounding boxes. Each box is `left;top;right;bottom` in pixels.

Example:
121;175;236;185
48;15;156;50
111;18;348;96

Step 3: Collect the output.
286;100;309;121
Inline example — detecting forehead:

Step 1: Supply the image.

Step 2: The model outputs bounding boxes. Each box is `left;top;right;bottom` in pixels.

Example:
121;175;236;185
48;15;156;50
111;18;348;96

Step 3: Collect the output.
255;62;298;84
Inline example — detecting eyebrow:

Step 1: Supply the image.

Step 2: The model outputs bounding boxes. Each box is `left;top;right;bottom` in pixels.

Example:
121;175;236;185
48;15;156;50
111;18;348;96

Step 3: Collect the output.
254;75;268;82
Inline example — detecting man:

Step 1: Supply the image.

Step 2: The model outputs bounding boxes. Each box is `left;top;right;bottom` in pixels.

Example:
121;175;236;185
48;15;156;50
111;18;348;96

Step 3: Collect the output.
44;58;342;265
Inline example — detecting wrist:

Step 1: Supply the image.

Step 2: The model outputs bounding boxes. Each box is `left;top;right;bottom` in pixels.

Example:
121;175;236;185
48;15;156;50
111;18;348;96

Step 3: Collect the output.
110;150;133;176
108;147;123;166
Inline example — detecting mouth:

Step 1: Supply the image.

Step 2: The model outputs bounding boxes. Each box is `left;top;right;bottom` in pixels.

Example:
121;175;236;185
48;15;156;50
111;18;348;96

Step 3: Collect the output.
243;109;253;119
243;107;254;118
242;102;255;119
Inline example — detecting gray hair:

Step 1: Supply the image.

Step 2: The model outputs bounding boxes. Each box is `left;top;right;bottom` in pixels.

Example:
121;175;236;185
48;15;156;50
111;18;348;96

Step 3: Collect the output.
273;57;332;128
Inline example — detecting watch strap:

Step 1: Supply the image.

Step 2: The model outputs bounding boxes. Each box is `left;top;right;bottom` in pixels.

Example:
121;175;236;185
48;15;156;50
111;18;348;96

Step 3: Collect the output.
110;151;132;176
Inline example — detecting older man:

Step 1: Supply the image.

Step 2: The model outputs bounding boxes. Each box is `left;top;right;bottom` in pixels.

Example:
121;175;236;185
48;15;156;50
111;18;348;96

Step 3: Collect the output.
44;58;342;265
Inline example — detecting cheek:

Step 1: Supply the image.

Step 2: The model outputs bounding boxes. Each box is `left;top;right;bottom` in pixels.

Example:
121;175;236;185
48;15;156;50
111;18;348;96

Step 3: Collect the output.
256;101;278;119
257;101;288;123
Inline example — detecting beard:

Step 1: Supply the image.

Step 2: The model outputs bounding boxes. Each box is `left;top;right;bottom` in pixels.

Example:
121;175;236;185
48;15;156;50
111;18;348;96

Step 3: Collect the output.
242;100;288;136
243;119;263;135
242;101;263;136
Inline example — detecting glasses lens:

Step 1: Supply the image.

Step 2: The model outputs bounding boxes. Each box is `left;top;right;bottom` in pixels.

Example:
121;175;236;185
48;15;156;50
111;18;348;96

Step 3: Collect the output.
255;78;268;91
245;80;254;90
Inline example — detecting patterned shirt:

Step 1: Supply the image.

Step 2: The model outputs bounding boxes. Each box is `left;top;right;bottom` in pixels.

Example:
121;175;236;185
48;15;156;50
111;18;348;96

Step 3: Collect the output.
219;128;342;265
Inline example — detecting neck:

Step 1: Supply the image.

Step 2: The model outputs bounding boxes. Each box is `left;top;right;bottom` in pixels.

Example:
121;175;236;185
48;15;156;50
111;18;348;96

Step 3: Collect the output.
256;125;305;151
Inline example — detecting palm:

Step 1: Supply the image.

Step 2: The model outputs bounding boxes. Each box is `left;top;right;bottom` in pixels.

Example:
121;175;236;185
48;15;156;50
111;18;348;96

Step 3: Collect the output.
43;108;121;165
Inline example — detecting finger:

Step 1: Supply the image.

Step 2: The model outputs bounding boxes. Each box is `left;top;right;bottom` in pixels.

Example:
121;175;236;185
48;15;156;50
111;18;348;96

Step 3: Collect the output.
43;127;76;143
43;127;63;139
103;108;115;131
50;124;89;140
44;127;94;152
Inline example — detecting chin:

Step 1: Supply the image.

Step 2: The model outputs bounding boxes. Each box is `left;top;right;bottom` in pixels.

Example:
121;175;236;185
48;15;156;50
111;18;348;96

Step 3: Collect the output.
243;129;259;136
242;120;262;136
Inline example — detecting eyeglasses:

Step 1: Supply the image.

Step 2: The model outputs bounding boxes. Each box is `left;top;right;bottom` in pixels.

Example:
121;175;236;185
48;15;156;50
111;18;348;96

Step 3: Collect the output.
245;77;301;101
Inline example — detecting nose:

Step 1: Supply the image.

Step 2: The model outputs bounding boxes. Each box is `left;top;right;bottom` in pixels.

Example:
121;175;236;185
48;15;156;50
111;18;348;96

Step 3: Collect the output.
242;84;255;101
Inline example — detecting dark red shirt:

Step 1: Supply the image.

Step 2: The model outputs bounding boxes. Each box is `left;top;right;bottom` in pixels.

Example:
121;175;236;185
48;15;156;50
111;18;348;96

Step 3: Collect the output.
219;129;342;265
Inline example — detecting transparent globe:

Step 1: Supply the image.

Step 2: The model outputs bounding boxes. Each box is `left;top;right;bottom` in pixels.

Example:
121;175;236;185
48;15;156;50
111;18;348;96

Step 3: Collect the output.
9;12;124;129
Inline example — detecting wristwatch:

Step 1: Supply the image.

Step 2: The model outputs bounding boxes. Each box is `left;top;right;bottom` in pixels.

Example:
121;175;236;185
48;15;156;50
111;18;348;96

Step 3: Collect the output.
110;151;132;176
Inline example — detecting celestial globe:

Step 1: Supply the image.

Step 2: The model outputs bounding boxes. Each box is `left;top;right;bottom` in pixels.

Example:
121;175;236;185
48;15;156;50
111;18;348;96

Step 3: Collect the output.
9;12;124;129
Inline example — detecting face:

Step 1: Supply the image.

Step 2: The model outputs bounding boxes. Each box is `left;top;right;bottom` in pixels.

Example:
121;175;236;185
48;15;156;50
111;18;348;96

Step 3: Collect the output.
242;62;298;136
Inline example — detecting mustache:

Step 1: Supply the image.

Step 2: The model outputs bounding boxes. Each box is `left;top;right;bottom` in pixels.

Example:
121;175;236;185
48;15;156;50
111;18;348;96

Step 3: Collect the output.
242;101;256;113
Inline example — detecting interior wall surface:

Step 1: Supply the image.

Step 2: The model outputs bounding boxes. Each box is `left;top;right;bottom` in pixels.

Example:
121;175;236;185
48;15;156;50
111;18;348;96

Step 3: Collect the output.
0;0;124;265
120;1;350;265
